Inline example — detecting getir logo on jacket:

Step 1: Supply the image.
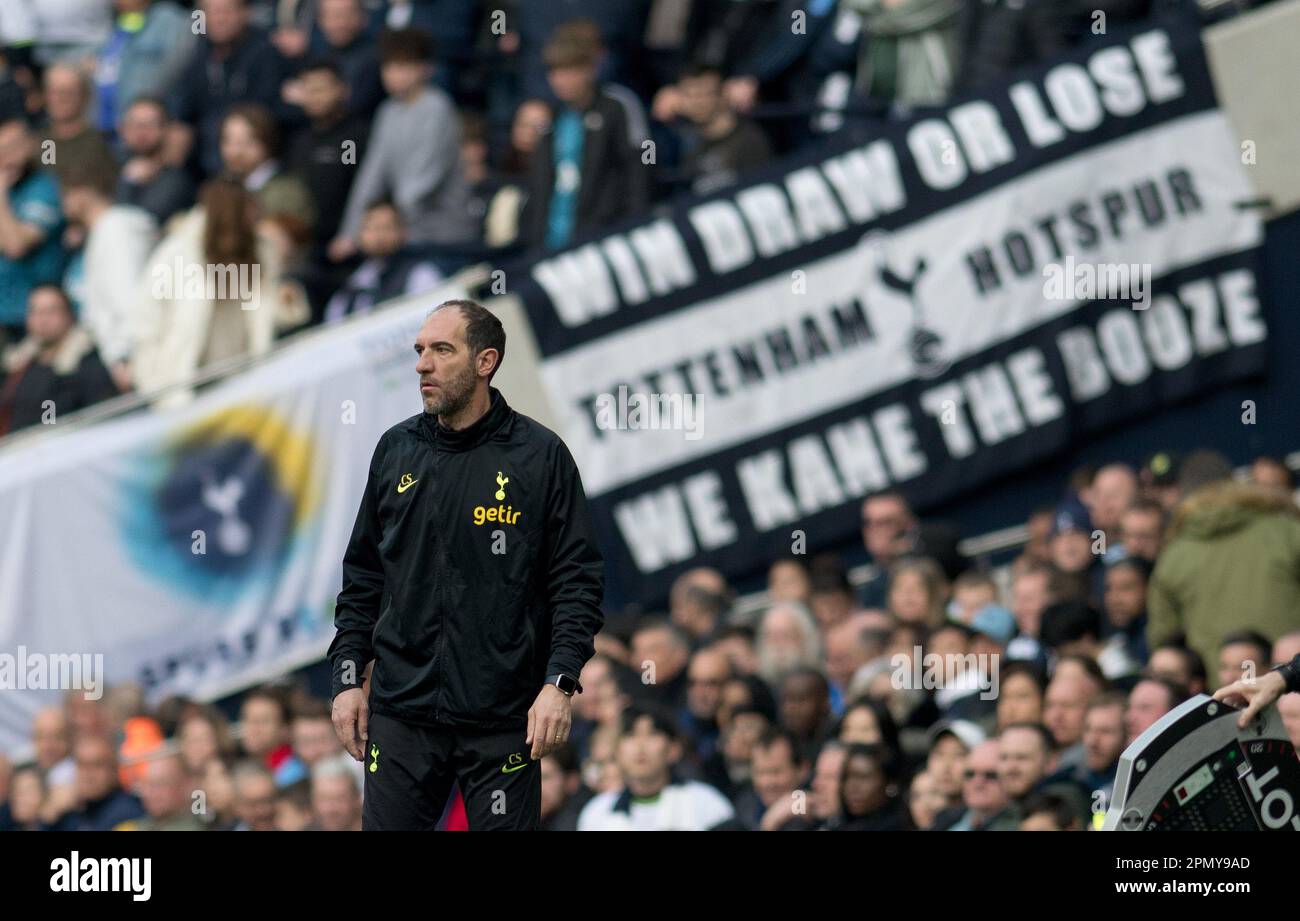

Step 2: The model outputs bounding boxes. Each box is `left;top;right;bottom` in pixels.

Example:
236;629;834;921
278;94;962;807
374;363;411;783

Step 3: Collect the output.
472;471;522;526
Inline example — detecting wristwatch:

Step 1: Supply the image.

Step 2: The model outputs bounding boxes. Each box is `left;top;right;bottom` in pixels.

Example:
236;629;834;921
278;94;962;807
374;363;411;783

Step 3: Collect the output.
546;673;582;696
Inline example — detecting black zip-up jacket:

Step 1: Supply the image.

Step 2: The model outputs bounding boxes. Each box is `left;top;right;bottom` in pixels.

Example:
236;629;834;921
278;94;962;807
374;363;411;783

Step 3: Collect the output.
328;388;604;729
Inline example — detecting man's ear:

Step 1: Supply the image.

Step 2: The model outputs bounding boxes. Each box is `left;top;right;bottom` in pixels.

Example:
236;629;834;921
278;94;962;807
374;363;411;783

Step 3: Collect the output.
477;348;499;379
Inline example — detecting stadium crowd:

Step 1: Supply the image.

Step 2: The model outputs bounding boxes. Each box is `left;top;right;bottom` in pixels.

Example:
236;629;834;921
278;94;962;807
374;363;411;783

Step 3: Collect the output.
0;0;1259;432
1;447;1298;830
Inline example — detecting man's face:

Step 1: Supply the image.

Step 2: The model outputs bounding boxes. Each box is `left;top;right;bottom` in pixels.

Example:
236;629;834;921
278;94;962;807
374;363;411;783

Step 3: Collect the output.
1104;566;1146;629
292;718;340;766
616;716;673;790
26;288;73;346
234;774;277;830
43;67;86;124
1253;459;1292;492
1219;642;1267;691
547;64;596;106
120;103;166;156
1083;703;1125;773
299;69;347;121
318;0;364;48
1146;649;1193;691
1043;675;1091;747
74;739;118;803
751;740;802;806
779;674;826;736
962;742;1007;813
31;709;70;770
631;627;687;684
312;774;360;831
1088;468;1136;533
997;674;1042;728
926;735;967;800
0;121;34;174
1051;529;1093;573
219;115;266;178
359;205;404;257
1011;571;1050;637
862;497;910;562
414;308;482;417
722;712;766;766
1125;681;1173;743
203;0;249;45
824;626;868;690
997;728;1049;799
239;698;286;758
809;589;852;632
677;73;723;124
810;747;846;819
138;759;188;818
381;60;430;99
686;651;729;721
1119;509;1162;560
767;561;809;603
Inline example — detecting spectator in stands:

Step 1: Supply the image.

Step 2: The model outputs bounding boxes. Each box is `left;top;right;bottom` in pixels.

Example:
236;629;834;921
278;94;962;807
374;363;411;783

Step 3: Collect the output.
1098;557;1150;681
0;284;117;435
627;619;692;708
1039;600;1103;663
1023;506;1056;564
997;722;1089;827
703;701;771;800
221;103;315;253
949;570;997;624
682;646;732;759
520;26;649;252
133;178;284;399
41;63;117;187
859;490;965;607
1145;642;1206;697
170;0;284;177
178;705;237;775
237;686;307;787
1018;791;1083;831
887;557;948;629
4;763;47;831
1140;449;1183;512
779;667;833;761
323;198;439;322
924;719;982;808
50;734;145;830
823;743;909;831
290;699;347;769
1049;495;1102;603
1007;560;1056;664
1125;676;1185;744
285;57;368;269
1079;692;1127;809
0;112;67;345
1251;454;1295;495
540;746;590;831
842;0;963;108
1083;463;1138;559
310;756;362;831
274;780;312;830
996;662;1045;731
933;738;1017;831
767;556;811;604
94;0;197;133
331;27;477;266
668;566;731;643
127;753;206;831
733;726;807;829
116;96;196;225
1118;498;1165;563
669;62;771;197
230;760;278;831
825;618;886;707
1217;630;1273;692
60;156;156;387
30;0;113;66
1148;469;1300;688
281;0;383;121
577;706;734;831
756;601;822;684
906;770;947;830
1042;661;1104;769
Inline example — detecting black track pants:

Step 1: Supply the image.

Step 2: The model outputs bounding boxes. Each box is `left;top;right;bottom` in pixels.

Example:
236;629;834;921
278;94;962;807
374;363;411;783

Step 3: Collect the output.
361;711;541;831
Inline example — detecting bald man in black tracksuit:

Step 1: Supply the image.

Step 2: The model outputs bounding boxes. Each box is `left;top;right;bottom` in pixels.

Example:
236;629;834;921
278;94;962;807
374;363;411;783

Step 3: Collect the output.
329;299;604;830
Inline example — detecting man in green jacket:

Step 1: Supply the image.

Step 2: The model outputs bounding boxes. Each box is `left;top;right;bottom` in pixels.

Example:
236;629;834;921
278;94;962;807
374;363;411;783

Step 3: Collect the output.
1148;478;1300;689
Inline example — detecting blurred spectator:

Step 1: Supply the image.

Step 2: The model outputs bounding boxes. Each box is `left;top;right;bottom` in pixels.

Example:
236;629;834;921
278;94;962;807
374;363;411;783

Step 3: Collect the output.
1118;498;1165;563
859;490;965;607
282;0;383;121
766;556;811;604
520;26;649;252
0;112;67;344
1040;600;1103;662
238;686;307;786
807;562;858;634
230;759;278;830
133;178;284;399
274;779;312;831
887;557;948;629
41;62;118;187
221;103;315;243
577;706;734;831
906;770;947;829
756;601;821;684
332;27;477;264
1251;454;1295;495
540;745;590;831
30;0;114;65
733;726;807;829
0;284;117;435
178;705;237;774
1217;629;1272;692
924;719;983;809
1007;560;1056;663
626;618;692;707
682;646;731;758
1079;692;1127;810
998;722;1089;825
323;198;440;322
290;698;347;769
1082;463;1138;557
778;667;833;761
50;734;145;830
484;98;551;249
60;156;156;385
94;0;197;133
948;570;997;624
1023;506;1055;564
667;566;731;643
4;763;47;831
845;0;962;108
823;742;909;830
126;752;206;831
1125;676;1185;744
514;3;654;103
1145;641;1206;697
1042;660;1104;769
1018;791;1083;831
701;702;770;800
1098;557;1151;681
310;755;362;831
824;618;886;704
933;738;1016;831
116;96;197;225
170;0;285;177
1148;475;1300;688
669;62;771;197
1140;449;1183;511
996;662;1045;731
1049;495;1102;603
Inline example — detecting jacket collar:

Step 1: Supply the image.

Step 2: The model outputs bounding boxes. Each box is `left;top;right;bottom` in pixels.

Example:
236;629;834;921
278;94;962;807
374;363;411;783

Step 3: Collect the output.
407;387;511;453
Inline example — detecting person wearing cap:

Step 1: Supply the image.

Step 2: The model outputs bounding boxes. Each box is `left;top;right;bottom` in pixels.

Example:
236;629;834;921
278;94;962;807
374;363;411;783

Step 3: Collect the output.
1148;454;1300;688
520;26;648;252
1048;495;1105;604
924;719;985;811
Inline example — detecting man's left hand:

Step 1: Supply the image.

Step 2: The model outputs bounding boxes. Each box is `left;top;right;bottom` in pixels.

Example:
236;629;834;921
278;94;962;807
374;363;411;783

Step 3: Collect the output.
526;684;572;760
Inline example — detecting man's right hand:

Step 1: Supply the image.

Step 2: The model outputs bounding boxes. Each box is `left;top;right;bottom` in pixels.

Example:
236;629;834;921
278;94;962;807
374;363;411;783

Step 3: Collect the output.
1214;669;1287;728
332;687;369;761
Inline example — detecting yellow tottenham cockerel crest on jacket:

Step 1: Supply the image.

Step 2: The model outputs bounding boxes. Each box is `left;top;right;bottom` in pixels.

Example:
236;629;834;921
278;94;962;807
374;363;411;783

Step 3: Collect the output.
472;471;521;526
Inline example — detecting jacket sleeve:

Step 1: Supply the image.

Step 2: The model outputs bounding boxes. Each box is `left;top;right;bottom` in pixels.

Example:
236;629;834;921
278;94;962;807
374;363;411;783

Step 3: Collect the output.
542;440;605;682
1145;556;1181;653
328;438;387;699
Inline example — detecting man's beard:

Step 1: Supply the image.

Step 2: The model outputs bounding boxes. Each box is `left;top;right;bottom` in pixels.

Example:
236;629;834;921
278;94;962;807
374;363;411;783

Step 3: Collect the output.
422;360;477;418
